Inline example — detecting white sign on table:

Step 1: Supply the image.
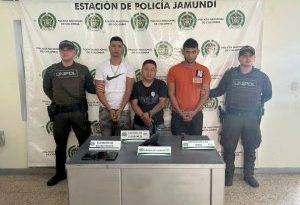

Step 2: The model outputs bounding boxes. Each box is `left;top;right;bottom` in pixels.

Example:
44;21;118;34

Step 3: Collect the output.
89;140;121;151
182;140;215;150
121;130;150;142
137;146;171;156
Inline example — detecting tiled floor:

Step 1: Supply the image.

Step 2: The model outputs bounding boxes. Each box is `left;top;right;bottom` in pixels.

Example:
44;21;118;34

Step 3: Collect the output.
0;172;299;205
225;174;300;205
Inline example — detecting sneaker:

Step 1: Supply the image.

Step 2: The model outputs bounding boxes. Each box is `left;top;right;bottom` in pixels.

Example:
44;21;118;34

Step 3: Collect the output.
244;176;259;188
47;174;67;186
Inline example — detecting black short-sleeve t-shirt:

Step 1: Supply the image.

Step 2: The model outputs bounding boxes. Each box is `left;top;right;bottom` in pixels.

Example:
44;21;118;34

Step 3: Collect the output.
130;79;168;126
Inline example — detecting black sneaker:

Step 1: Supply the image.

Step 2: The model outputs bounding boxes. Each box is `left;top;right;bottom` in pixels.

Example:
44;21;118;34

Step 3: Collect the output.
47;174;67;186
244;176;259;188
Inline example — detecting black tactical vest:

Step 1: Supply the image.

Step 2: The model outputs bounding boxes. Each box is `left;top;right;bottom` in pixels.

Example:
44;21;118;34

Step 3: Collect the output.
50;62;86;105
225;67;263;110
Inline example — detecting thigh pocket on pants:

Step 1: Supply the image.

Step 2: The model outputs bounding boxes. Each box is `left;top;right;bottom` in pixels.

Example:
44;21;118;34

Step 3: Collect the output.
255;128;262;149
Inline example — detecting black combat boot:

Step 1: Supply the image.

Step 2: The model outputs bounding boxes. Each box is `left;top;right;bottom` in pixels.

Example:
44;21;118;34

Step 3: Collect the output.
244;175;259;188
47;172;67;186
225;171;234;186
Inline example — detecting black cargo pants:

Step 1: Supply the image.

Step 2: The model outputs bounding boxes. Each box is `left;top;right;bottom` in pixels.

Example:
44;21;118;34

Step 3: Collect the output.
220;111;261;178
53;110;90;176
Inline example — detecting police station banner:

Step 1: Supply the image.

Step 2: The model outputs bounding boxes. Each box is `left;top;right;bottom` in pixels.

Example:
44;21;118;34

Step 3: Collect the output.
20;0;263;166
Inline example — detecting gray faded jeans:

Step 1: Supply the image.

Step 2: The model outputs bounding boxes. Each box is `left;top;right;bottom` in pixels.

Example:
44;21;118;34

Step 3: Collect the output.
98;107;131;136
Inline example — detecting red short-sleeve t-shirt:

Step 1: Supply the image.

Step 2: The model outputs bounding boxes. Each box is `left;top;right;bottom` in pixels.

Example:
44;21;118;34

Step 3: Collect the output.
167;63;211;111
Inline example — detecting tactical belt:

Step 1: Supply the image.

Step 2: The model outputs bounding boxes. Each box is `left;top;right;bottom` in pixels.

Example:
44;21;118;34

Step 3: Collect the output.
226;107;258;117
57;103;81;113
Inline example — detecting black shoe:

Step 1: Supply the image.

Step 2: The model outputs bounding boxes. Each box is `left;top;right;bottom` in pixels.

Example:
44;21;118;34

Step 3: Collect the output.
244;176;259;188
47;174;67;186
225;172;233;186
225;178;233;186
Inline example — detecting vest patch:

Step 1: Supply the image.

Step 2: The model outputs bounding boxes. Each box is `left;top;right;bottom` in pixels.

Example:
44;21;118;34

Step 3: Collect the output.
232;79;257;88
55;70;78;78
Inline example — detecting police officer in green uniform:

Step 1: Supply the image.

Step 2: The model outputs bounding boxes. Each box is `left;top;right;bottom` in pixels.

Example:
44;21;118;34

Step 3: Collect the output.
210;46;272;187
43;40;96;186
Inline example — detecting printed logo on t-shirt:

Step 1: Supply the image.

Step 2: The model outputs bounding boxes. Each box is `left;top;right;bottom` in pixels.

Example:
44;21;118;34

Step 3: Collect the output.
139;92;159;106
55;70;78;78
232;79;257;88
106;73;125;81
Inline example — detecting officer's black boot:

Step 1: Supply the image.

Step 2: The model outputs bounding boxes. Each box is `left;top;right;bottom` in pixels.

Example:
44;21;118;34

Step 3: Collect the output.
244;175;259;188
47;172;67;186
223;150;235;186
225;170;234;186
47;147;67;186
243;143;259;188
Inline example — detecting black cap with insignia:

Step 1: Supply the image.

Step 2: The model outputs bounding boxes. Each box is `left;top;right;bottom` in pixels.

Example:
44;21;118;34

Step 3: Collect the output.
239;45;255;57
59;40;75;50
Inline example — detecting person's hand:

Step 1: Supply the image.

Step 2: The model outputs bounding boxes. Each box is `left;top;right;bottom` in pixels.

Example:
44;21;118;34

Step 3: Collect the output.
140;112;153;127
109;109;116;122
185;111;197;122
179;110;190;122
114;109;122;122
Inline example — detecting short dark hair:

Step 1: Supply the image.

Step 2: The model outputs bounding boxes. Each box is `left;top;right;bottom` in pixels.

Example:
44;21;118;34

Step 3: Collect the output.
183;38;198;48
110;36;123;44
142;59;157;68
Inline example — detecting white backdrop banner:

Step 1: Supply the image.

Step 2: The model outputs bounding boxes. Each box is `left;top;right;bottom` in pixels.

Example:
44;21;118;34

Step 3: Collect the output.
20;0;263;166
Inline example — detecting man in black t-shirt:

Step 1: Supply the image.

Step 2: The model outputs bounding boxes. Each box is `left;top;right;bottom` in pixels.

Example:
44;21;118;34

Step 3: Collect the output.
130;59;168;134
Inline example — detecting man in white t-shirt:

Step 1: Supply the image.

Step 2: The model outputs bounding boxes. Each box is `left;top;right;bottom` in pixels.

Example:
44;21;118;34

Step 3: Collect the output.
95;36;135;136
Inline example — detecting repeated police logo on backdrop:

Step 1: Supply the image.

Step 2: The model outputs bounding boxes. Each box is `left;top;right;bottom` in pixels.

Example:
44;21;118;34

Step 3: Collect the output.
68;145;79;158
135;69;142;81
46;121;54;135
38;12;57;30
226;10;245;28
123;44;128;58
201;40;220;57
72;41;81;59
90;120;102;135
90;69;96;80
131;13;149;31
204;97;219;111
154;41;173;58
164;99;172;110
178;11;197;30
85;13;103;31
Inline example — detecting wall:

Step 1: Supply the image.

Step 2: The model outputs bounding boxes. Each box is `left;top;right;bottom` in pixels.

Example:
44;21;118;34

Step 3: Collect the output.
0;1;27;168
259;0;300;167
0;0;299;169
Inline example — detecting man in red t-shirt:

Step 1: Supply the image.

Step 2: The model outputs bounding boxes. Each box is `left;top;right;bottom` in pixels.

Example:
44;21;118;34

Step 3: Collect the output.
167;38;211;135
